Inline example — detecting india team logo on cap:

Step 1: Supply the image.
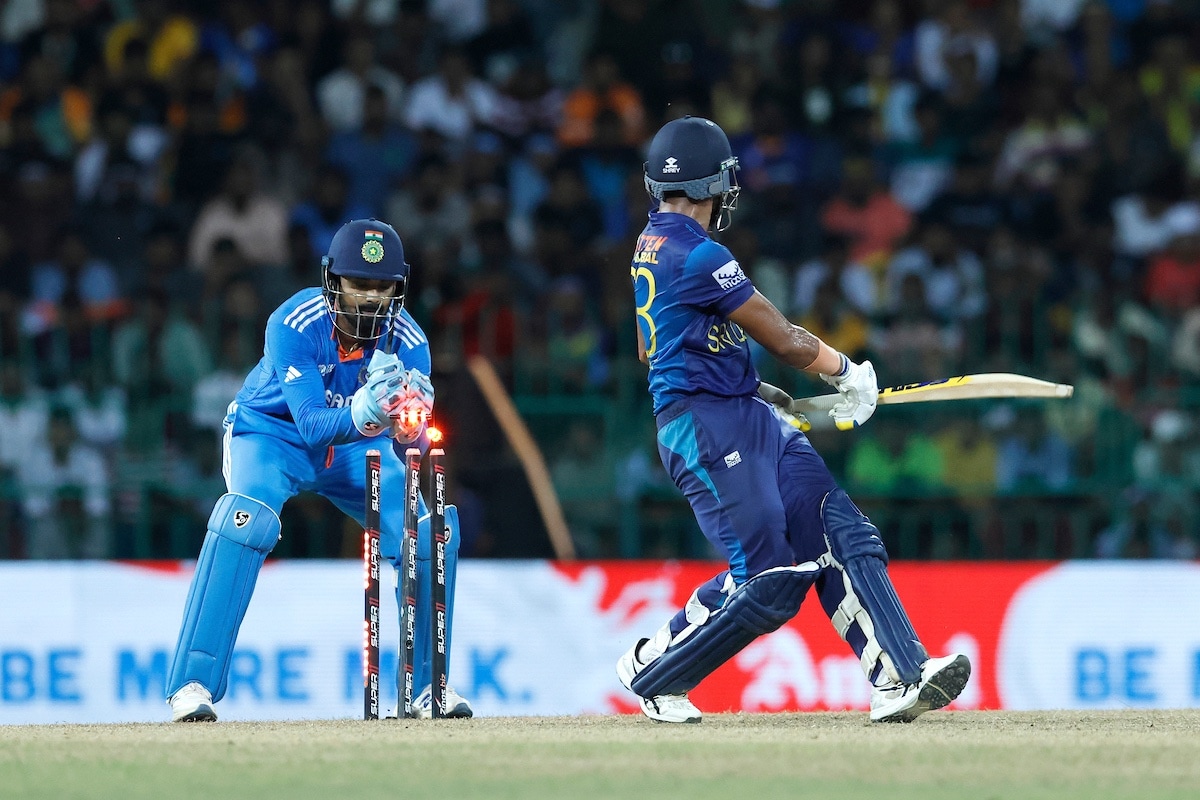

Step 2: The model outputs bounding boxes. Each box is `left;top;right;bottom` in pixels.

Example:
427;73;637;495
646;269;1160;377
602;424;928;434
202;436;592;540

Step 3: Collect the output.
361;230;385;263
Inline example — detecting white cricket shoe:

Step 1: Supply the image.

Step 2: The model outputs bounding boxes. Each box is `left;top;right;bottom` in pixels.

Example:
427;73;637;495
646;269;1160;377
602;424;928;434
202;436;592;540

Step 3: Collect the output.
870;653;971;723
169;682;217;723
616;638;702;724
412;685;474;719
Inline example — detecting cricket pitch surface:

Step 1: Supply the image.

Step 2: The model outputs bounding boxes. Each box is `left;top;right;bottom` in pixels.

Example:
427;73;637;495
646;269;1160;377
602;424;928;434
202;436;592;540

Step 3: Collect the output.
3;710;1198;799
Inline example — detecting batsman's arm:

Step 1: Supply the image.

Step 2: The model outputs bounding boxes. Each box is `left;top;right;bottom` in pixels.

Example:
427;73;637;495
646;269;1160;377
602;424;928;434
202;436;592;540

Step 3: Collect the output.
728;290;844;375
268;321;362;449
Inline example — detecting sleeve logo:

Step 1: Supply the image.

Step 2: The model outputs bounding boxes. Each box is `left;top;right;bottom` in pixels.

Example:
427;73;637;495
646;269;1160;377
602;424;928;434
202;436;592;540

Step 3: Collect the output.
711;260;747;290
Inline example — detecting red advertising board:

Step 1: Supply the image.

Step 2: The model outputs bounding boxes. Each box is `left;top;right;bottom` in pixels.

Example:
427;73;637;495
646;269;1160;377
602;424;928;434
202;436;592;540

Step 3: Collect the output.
556;561;1052;713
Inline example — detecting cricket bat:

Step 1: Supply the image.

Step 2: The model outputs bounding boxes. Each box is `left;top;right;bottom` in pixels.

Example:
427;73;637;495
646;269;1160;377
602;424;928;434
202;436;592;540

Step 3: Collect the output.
790;373;1074;417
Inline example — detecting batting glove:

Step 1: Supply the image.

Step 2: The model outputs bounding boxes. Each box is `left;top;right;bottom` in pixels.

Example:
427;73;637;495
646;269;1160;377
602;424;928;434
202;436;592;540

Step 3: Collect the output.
819;355;878;430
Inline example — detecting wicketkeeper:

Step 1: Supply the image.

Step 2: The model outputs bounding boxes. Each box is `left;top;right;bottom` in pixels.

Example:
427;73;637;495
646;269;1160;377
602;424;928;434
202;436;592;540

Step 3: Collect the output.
167;219;471;721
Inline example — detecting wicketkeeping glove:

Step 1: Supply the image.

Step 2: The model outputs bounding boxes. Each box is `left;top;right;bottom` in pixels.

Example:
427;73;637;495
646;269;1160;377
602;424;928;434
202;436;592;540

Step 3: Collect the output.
390;368;435;443
350;351;404;436
819;355;878;430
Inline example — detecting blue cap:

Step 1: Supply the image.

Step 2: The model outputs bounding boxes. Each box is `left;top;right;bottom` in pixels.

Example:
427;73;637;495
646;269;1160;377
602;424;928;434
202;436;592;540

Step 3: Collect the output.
324;219;409;281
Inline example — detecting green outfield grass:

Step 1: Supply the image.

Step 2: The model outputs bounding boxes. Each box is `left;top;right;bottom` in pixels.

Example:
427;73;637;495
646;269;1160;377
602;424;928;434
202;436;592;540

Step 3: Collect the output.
2;711;1198;800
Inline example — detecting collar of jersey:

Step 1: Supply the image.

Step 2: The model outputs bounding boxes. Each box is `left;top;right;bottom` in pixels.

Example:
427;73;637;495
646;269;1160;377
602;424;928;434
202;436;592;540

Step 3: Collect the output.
649;210;708;237
331;327;366;362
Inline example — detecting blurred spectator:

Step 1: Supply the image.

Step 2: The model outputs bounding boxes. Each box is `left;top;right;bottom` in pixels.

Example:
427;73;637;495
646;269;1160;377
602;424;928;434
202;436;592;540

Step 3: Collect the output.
914;0;997;92
1094;488;1196;559
104;0;198;82
18;411;110;559
885;94;959;212
544;276;608;392
325;84;417;216
74;92;165;206
290;165;372;258
112;288;212;400
995;410;1072;493
1;52;92;160
1144;207;1200;312
551;420;616;556
872;272;962;379
60;368;127;457
570;109;642;242
465;0;539;80
925;154;1007;254
403;46;500;146
794;278;870;363
187;158;288;274
820;154;912;270
844;49;920;145
192;327;254;441
994;84;1091;192
932;415;997;496
0;363;49;488
316;34;404;134
19;0;100;85
22;226;126;337
885;219;986;320
847;422;945;495
534;161;604;260
710;55;765;139
387;154;473;250
1138;33;1200;155
487;57;564;141
1112;163;1200;260
170;89;241;205
199;0;276;92
558;51;644;149
793;234;875;317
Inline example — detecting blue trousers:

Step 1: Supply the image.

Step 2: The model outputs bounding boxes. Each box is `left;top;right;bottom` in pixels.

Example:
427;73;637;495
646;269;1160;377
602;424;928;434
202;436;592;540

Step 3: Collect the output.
655;395;840;636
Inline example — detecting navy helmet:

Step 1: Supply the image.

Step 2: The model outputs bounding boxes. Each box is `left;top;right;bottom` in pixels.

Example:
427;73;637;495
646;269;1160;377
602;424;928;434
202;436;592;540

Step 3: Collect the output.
321;219;410;342
644;116;740;231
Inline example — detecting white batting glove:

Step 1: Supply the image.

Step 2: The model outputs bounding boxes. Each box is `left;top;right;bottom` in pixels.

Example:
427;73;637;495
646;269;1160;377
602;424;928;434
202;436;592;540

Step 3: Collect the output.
819;355;878;430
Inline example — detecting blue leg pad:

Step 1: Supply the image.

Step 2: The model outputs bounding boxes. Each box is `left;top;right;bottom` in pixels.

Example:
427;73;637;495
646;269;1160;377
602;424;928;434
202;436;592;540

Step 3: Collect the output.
630;565;818;698
821;488;926;685
407;504;460;691
167;493;280;701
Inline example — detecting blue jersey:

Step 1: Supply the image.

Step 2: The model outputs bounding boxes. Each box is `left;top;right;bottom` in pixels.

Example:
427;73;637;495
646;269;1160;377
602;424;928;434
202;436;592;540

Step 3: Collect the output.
631;211;759;414
229;288;431;449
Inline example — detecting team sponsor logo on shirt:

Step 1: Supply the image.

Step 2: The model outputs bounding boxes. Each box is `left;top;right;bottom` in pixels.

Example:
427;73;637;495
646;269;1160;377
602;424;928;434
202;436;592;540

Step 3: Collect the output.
284;366;303;383
724;451;742;468
712;260;747;290
318;364;336;376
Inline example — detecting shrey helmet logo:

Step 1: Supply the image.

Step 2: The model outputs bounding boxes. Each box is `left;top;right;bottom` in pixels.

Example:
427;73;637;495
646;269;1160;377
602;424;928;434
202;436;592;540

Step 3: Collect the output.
233;511;250;528
361;230;385;263
663;157;680;174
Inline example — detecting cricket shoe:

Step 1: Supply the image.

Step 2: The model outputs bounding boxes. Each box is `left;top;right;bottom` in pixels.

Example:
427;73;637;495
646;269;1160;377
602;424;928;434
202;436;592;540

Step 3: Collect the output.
870;653;971;723
616;638;702;724
412;685;474;719
169;682;217;723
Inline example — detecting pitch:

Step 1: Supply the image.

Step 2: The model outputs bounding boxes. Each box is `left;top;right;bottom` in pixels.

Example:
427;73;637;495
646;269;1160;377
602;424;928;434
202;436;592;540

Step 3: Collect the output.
2;711;1198;799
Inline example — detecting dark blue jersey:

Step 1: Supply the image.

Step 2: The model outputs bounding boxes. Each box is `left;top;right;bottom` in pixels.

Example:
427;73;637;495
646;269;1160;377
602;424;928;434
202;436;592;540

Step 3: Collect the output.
631;211;759;414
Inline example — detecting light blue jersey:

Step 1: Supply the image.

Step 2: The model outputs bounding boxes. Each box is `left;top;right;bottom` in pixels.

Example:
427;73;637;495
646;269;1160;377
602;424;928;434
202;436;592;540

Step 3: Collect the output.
228;288;431;449
631;211;759;415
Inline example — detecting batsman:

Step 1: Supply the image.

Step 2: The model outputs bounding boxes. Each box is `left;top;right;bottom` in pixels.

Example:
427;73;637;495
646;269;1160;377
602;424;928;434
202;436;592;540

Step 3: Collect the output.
167;219;472;722
618;117;970;723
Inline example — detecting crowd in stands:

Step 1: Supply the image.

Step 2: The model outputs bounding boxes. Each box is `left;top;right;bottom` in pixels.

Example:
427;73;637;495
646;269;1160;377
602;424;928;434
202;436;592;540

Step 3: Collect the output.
1;0;1199;561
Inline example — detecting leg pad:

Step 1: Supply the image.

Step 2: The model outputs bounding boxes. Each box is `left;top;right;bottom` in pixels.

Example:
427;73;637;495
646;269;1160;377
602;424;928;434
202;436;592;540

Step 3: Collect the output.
631;565;818;698
167;494;280;701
